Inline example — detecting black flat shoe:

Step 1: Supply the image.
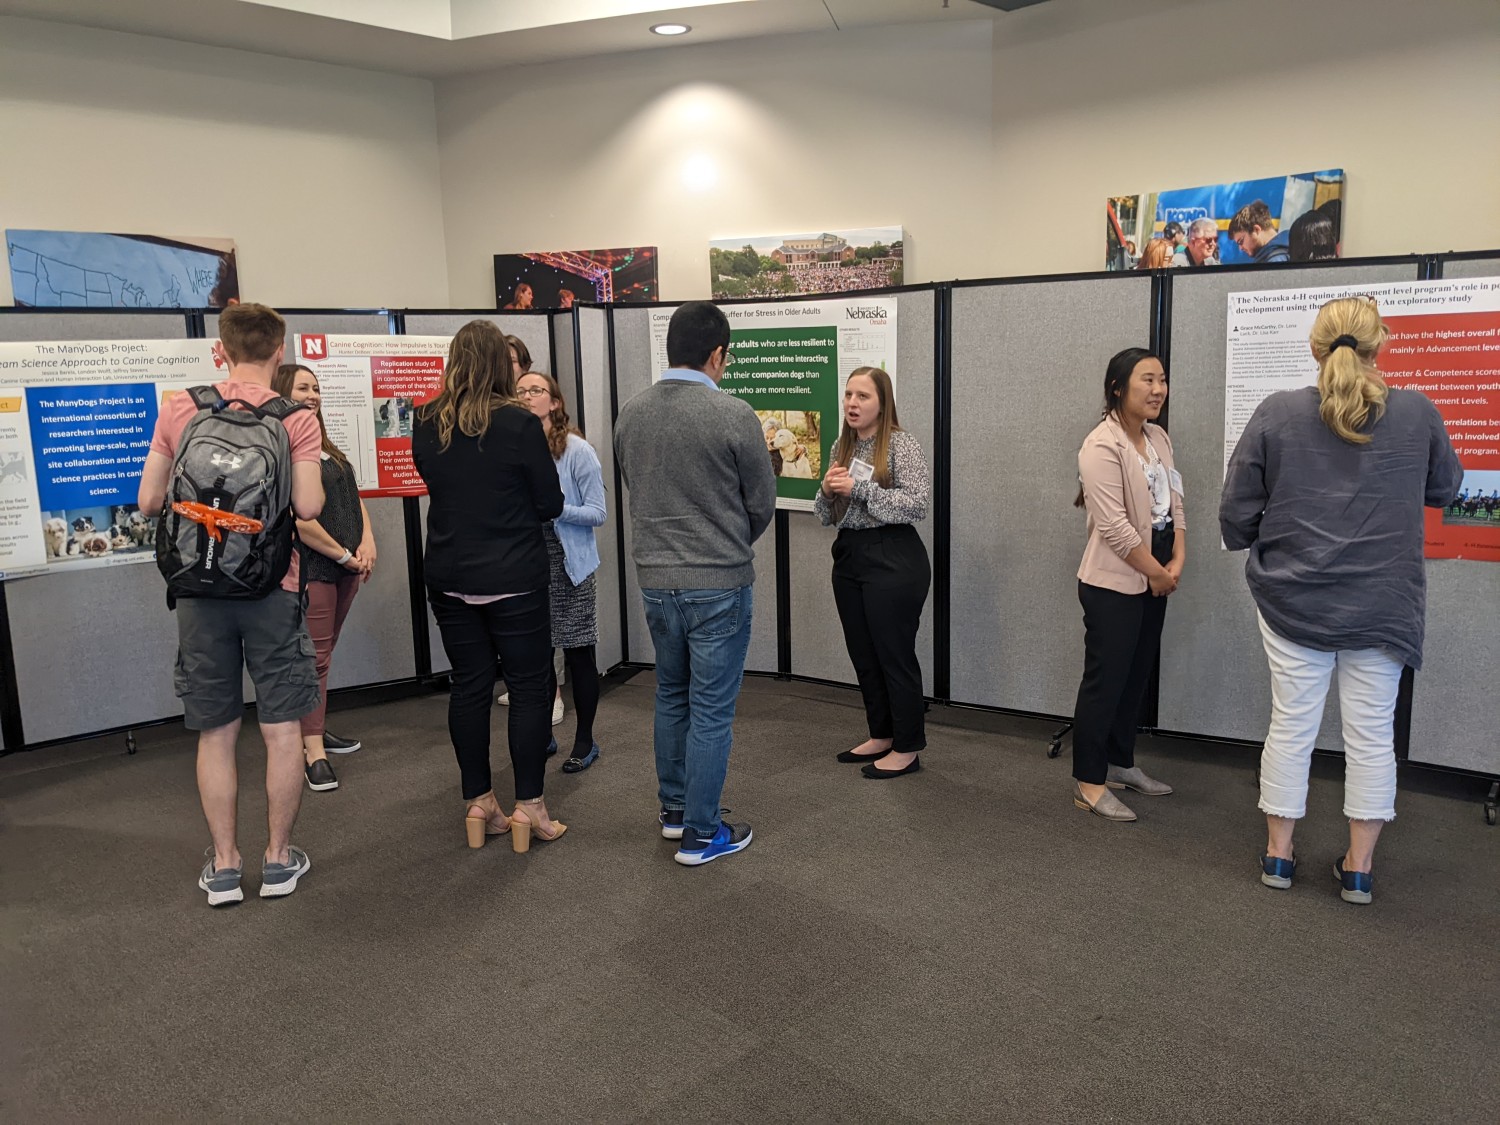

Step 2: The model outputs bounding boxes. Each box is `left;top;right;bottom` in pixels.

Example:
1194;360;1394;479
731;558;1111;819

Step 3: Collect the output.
836;747;891;763
861;755;921;779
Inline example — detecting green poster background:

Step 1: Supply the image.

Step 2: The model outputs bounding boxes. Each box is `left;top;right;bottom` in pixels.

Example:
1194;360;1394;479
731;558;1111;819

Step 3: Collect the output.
719;325;837;502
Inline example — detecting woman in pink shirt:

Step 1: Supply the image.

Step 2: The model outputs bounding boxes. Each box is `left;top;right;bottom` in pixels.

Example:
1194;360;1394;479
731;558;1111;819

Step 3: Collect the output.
1070;348;1186;823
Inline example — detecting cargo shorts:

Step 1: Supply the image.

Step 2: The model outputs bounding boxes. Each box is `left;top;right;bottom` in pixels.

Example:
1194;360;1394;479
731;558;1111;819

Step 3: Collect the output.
174;589;321;731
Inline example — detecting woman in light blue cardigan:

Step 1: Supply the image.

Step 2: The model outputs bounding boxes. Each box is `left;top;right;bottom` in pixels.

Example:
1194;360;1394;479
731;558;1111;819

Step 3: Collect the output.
518;371;608;773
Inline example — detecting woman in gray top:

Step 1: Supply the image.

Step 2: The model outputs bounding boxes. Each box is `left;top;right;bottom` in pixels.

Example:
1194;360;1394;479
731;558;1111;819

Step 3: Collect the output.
816;367;931;780
1220;295;1461;905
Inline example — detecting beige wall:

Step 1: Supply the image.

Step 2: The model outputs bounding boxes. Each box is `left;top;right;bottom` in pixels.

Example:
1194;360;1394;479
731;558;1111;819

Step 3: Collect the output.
0;16;451;309
991;0;1500;274
435;21;998;306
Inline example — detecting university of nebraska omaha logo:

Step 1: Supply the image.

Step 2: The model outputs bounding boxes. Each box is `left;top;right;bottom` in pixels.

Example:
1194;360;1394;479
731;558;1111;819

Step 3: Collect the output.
300;334;328;361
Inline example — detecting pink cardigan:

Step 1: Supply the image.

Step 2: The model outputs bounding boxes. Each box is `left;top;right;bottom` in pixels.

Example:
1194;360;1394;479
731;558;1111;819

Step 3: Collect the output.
1076;417;1186;594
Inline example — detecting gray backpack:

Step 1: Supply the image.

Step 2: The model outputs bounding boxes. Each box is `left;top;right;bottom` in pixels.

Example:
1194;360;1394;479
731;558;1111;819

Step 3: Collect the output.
156;386;300;601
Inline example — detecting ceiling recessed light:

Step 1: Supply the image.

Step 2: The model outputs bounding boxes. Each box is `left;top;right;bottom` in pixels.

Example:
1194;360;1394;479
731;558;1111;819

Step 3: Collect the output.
650;23;691;36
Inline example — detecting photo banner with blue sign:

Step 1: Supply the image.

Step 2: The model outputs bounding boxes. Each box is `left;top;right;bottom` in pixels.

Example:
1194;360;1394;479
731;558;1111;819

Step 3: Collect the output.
0;338;216;580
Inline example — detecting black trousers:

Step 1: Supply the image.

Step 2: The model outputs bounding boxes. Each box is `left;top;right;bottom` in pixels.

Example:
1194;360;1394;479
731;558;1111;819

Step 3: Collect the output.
1071;528;1175;785
831;524;931;754
429;587;552;802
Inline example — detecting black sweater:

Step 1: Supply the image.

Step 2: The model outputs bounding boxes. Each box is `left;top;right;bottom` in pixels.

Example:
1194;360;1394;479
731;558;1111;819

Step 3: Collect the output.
412;403;564;596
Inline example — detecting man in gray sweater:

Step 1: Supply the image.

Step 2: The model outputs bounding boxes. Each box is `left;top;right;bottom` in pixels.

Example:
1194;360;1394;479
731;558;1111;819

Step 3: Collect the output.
615;301;777;866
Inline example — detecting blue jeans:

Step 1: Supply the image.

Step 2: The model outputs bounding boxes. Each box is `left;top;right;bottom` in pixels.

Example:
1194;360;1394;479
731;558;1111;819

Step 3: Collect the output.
641;586;754;839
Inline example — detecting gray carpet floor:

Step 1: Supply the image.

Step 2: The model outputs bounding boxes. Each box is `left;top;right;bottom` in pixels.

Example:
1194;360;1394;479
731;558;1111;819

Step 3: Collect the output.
2;672;1496;1123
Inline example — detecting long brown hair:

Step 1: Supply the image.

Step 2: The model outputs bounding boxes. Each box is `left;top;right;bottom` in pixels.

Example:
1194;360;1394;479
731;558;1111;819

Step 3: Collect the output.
1310;296;1388;444
519;370;584;459
505;334;533;374
1136;238;1175;269
419;320;520;451
832;366;901;487
272;363;349;468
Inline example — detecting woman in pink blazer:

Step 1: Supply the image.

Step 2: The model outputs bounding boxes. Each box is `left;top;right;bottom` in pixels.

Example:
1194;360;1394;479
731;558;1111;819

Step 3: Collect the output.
1070;347;1186;823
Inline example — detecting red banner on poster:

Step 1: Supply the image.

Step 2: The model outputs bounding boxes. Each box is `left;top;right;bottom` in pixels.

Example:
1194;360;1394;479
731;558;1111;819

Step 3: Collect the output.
1381;309;1500;562
369;355;443;497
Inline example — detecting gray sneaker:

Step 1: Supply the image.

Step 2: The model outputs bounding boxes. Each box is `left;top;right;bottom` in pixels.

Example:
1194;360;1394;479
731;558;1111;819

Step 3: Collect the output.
1106;765;1174;796
260;846;311;899
198;851;244;907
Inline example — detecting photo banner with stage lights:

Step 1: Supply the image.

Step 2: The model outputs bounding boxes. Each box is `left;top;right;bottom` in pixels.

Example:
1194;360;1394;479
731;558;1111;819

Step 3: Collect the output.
494;248;658;310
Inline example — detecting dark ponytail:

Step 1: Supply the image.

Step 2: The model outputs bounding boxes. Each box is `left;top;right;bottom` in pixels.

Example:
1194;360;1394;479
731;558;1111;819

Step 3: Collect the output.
1073;347;1160;508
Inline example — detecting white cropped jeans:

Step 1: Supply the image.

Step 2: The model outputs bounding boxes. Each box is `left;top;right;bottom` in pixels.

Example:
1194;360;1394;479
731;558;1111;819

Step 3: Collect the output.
1256;613;1403;822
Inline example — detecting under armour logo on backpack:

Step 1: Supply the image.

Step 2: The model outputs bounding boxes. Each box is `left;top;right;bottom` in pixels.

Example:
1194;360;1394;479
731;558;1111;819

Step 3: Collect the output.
210;451;245;471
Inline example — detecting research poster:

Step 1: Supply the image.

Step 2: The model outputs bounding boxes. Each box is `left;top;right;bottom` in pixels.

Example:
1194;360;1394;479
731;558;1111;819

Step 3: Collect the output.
0;338;217;580
1225;277;1500;562
648;298;898;511
292;334;449;498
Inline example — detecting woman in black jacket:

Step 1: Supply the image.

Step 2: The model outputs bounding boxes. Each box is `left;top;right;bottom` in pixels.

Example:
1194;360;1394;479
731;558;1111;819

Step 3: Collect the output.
413;320;567;852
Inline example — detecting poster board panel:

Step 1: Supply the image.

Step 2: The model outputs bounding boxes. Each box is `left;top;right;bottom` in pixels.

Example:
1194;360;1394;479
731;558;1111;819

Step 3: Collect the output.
0;311;189;744
1156;262;1420;748
1409;255;1500;774
788;288;935;694
949;277;1154;715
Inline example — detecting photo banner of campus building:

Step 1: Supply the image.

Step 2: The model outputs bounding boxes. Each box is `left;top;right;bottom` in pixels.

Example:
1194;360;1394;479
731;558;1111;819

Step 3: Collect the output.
494;248;658;310
1106;170;1344;271
708;227;904;301
649;297;897;511
1223;276;1500;563
0;338;219;580
292;334;451;498
6;230;240;308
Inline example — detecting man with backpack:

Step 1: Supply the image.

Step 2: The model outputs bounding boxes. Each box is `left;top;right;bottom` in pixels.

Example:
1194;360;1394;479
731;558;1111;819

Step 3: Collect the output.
138;303;326;906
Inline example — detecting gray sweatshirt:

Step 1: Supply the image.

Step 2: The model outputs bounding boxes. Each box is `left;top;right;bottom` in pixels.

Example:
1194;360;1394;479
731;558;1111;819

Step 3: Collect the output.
1219;386;1461;669
615;375;777;590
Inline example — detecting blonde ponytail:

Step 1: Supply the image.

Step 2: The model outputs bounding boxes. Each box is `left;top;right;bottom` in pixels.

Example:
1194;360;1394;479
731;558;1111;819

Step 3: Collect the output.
1310;296;1389;445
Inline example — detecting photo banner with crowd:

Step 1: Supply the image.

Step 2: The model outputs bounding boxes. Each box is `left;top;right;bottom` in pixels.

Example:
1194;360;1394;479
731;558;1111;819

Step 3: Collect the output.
649;297;898;511
1224;276;1500;563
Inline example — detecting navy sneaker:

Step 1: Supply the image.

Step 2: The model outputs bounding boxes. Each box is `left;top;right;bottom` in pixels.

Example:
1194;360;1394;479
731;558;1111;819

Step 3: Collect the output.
198;850;243;907
260;846;311;899
1260;854;1296;890
674;822;753;867
1334;857;1373;904
659;808;684;840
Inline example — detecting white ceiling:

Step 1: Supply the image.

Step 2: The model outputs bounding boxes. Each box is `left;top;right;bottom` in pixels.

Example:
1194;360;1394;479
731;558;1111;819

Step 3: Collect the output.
0;0;1027;77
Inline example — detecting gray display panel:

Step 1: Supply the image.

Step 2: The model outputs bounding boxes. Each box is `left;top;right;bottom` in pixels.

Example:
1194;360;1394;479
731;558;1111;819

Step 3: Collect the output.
0;311;188;745
949;277;1154;715
1156;263;1420;749
788;289;936;694
403;313;549;377
612;306;779;675
575;308;623;672
1408;255;1500;774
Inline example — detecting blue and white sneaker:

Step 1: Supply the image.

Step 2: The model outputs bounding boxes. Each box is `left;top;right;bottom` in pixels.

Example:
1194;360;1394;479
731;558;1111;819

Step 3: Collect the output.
260;846;311;898
674;821;753;867
659;808;685;840
1260;854;1296;890
198;851;243;907
1334;857;1373;904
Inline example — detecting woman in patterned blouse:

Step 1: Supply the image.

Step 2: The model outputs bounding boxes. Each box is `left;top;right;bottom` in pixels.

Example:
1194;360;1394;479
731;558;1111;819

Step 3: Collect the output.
815;367;931;780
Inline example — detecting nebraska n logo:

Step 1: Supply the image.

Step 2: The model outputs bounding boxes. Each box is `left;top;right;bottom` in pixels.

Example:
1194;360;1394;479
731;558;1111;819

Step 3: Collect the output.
300;334;327;360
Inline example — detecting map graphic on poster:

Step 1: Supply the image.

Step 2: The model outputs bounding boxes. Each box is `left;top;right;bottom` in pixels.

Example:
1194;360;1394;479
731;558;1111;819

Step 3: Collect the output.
0;338;217;580
293;334;449;498
649;298;897;511
1224;277;1500;562
6;230;240;308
